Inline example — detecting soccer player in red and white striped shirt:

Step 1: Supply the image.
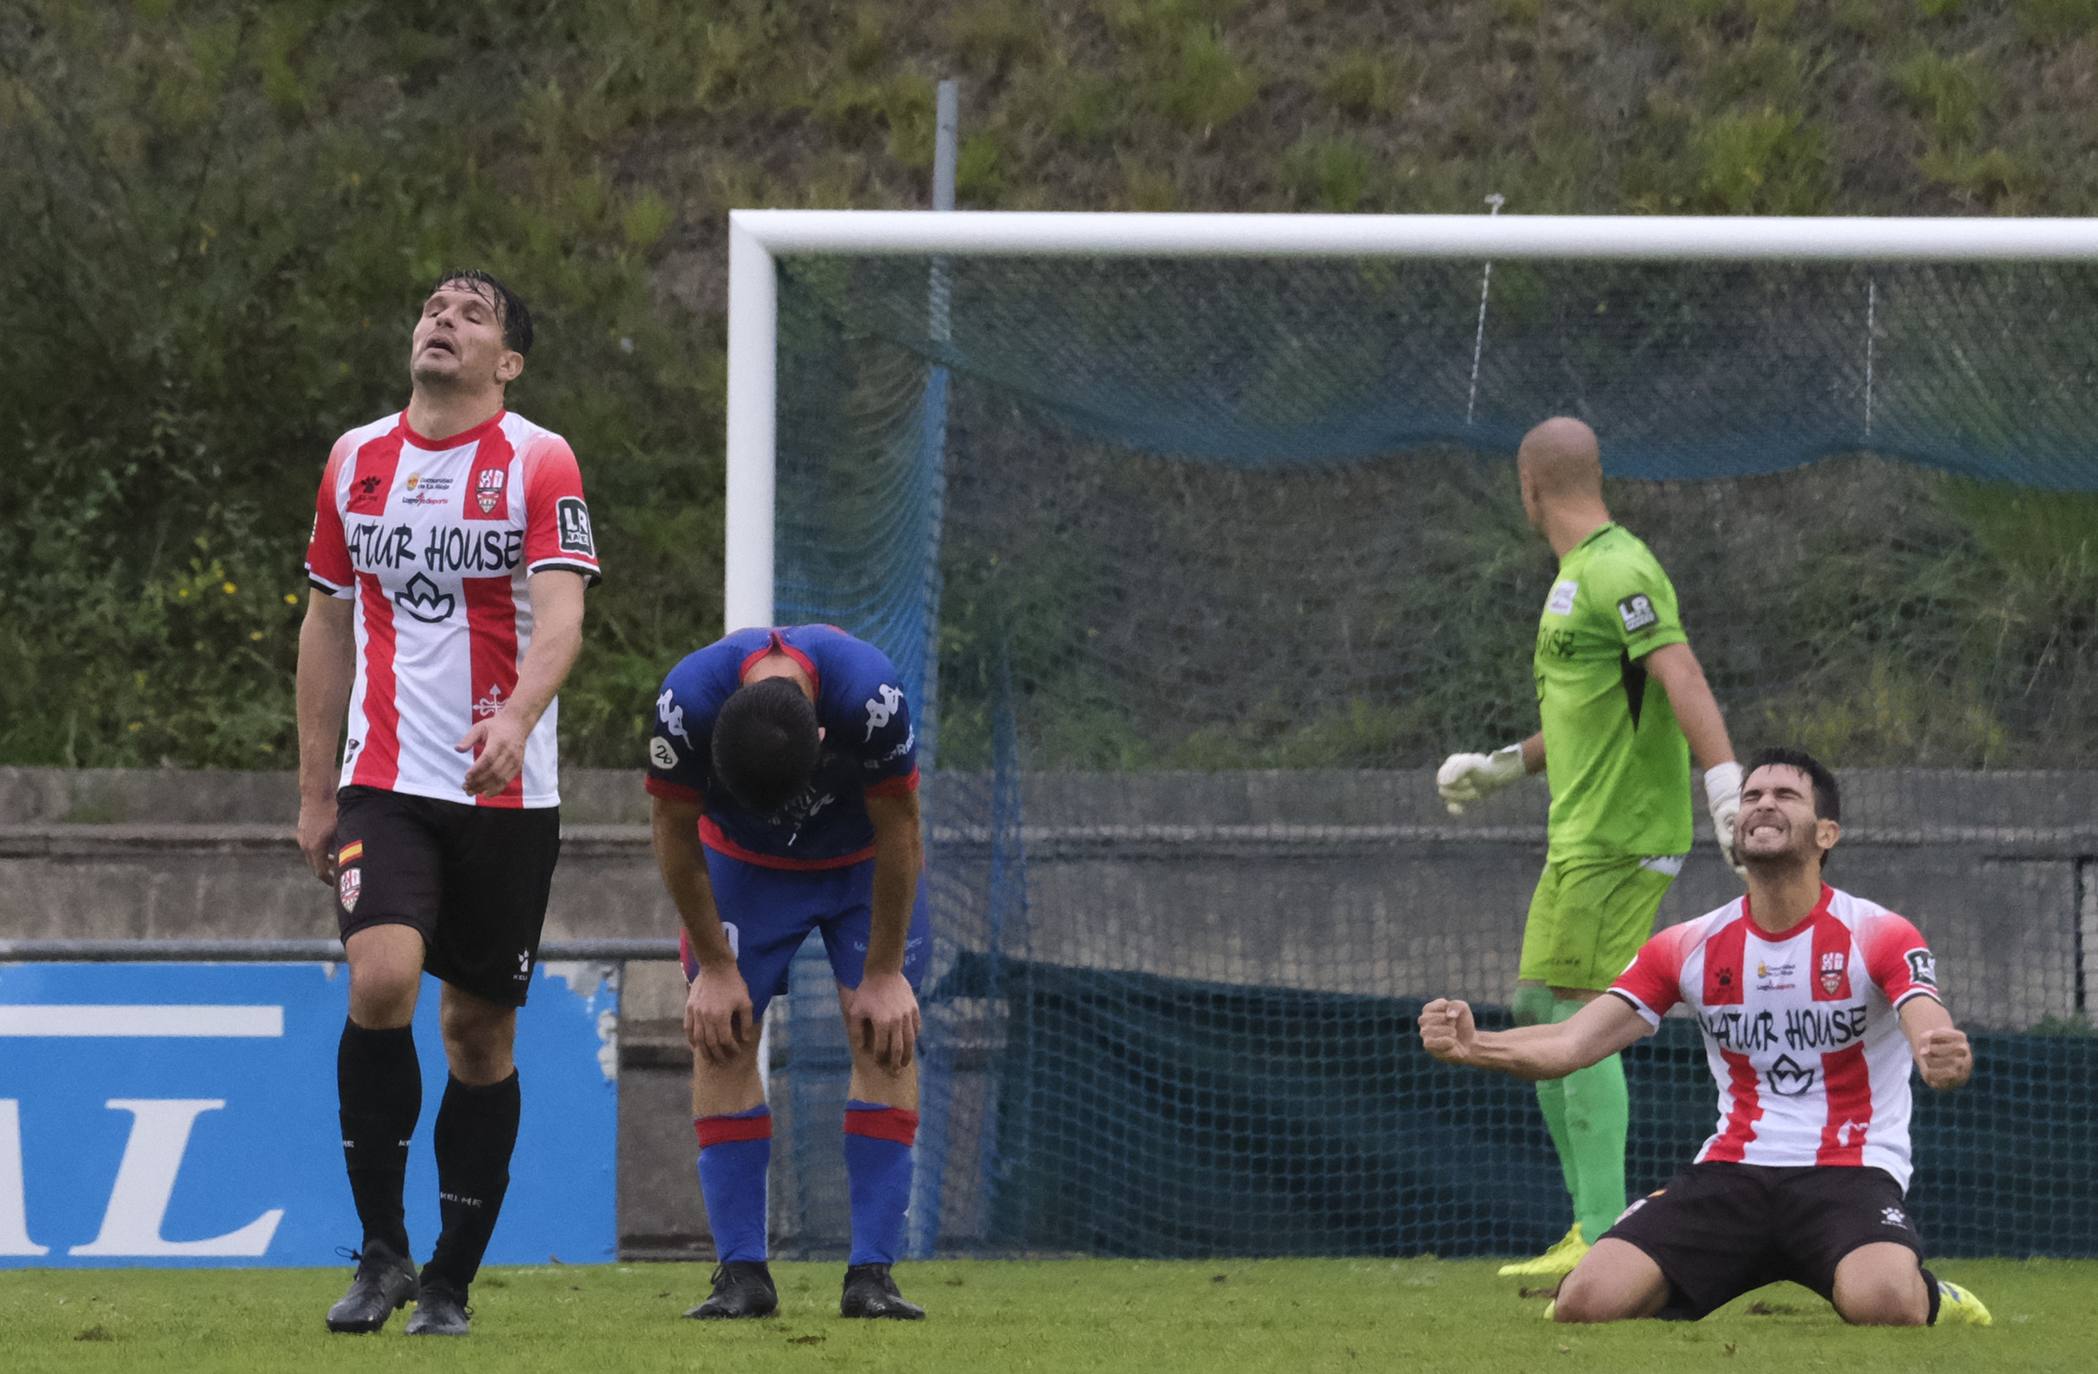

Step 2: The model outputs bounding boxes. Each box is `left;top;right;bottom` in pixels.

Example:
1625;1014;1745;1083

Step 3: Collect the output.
1419;748;1991;1327
295;270;598;1337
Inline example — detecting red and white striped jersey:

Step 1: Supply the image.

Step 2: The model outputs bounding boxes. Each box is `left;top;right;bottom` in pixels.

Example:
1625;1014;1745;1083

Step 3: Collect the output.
1609;884;1942;1189
304;410;601;809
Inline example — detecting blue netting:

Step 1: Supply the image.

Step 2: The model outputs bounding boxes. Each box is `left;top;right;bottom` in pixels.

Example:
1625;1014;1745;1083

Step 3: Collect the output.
769;251;2098;1260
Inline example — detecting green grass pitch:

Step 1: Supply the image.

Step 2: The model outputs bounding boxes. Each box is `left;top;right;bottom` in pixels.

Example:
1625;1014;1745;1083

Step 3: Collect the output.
1;1257;2080;1373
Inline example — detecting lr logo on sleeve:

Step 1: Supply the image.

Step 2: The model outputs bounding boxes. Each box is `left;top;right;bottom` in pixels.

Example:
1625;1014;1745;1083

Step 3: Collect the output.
1906;949;1938;988
1617;593;1659;633
556;498;595;558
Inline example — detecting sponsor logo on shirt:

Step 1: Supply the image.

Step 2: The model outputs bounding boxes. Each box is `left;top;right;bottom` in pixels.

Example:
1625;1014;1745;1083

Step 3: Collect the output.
401;472;456;507
1755;959;1797;992
864;727;915;768
1617;593;1659;634
346;521;525;574
1766;1053;1816;1096
394;572;457;624
1701;1003;1867;1054
1545;579;1578;616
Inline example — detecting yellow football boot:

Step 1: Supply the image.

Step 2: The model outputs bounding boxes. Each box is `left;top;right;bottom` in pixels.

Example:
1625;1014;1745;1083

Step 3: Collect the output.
1497;1224;1589;1279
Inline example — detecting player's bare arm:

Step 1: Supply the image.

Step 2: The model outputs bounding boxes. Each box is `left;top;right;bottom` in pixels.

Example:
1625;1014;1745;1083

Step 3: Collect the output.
1419;994;1649;1080
1643;642;1743;869
294;591;357;883
651;792;753;1065
458;568;586;796
1898;995;1974;1091
1642;643;1735;773
851;789;925;1071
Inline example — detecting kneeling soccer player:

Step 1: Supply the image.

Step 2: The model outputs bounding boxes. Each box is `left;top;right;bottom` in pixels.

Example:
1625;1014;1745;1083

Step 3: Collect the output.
1419;747;1990;1327
646;625;930;1321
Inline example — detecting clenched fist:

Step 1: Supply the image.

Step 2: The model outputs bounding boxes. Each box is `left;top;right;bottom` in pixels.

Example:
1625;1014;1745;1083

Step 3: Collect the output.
1915;1026;1972;1091
1418;998;1477;1066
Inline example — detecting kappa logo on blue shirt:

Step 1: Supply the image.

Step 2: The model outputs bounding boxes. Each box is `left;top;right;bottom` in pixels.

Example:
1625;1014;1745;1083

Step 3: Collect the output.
864;683;903;742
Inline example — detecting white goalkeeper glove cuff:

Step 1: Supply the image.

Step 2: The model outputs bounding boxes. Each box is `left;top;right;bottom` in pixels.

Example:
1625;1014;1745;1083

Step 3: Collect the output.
1436;744;1529;816
1704;761;1745;878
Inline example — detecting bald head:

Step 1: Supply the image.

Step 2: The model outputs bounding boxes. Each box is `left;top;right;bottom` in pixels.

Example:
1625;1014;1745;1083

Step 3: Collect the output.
1516;417;1611;551
1517;417;1603;500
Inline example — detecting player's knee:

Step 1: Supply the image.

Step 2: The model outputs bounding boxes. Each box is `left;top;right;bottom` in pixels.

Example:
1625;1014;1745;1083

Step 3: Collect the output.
439;1004;515;1082
347;970;418;1025
1550;1273;1609;1324
1835;1276;1928;1326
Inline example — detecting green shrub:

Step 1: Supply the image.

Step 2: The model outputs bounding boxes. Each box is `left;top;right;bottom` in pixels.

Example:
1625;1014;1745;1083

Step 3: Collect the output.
1889;48;1992;147
1280;135;1377;211
1691;109;1834;213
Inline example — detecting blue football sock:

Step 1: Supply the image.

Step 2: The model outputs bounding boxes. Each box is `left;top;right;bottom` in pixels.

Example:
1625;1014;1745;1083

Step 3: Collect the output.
695;1105;771;1263
843;1099;917;1266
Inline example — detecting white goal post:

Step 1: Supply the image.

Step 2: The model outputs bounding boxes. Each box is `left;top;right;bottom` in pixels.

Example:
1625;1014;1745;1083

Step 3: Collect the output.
724;209;2098;631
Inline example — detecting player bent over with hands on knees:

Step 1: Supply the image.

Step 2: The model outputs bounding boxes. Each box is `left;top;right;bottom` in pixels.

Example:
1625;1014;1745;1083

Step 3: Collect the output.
647;626;930;1321
1420;748;1990;1328
1437;416;1743;1280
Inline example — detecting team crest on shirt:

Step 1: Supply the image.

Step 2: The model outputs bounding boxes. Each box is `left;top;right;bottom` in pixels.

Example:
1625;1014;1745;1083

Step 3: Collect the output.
338;865;362;914
1545;579;1578;616
1820;951;1847;995
476;468;506;514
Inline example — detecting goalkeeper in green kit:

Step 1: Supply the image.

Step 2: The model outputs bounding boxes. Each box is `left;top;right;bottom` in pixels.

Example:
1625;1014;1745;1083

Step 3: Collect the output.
1436;416;1743;1280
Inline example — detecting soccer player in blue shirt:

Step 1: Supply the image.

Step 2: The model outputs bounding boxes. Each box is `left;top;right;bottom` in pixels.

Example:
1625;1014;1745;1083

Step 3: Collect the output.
646;626;930;1320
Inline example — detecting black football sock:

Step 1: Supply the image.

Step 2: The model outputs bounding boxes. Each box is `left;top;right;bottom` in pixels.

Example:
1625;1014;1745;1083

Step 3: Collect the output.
337;1020;421;1258
1919;1266;1942;1325
424;1070;521;1289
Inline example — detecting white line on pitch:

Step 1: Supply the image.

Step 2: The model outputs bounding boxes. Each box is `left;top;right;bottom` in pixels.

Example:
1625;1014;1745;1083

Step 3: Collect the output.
0;1005;285;1037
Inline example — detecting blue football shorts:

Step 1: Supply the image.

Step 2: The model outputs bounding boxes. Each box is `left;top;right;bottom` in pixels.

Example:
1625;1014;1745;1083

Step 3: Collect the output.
676;851;931;1021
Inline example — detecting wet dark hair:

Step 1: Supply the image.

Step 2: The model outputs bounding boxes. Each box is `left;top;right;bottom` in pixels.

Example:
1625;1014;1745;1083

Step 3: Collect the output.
1743;746;1840;824
430;268;533;355
710;678;820;814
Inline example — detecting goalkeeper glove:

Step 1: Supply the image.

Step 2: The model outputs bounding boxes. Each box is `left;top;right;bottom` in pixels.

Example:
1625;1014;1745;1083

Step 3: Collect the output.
1704;761;1744;878
1436;744;1528;816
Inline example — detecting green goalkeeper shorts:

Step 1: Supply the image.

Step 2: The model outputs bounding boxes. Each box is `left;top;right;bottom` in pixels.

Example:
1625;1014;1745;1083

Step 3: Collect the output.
1517;855;1682;991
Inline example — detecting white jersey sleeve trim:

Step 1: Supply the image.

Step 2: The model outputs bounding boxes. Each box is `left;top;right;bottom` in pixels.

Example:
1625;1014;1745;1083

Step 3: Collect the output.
1606;987;1663;1028
526;556;602;584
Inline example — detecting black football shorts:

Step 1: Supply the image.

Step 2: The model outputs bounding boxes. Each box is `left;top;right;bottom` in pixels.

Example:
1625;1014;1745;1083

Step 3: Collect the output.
1600;1161;1927;1320
332;784;562;1007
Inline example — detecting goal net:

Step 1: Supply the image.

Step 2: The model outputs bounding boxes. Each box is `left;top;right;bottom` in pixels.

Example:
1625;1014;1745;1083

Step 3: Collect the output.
736;213;2098;1259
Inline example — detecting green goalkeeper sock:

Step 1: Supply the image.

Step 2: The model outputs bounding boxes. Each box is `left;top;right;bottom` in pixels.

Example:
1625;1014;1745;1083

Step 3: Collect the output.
1516;987;1579;1215
1557;1000;1629;1245
1532;1077;1579;1208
